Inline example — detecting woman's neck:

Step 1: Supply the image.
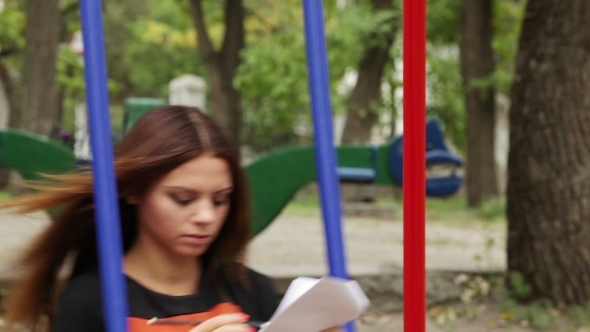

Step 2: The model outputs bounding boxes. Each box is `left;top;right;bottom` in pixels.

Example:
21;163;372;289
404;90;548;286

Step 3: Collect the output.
124;236;202;296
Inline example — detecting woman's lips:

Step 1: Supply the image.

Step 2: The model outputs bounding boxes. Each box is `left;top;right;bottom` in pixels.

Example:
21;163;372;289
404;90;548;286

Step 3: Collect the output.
181;234;211;245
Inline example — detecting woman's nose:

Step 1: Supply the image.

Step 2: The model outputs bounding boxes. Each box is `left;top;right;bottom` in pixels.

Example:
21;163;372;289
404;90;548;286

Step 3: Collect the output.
190;199;216;224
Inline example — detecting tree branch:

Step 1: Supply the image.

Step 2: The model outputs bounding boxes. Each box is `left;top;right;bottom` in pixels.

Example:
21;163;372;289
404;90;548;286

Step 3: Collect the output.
245;7;277;34
0;48;20;58
188;0;217;60
61;1;80;18
373;0;394;10
221;0;245;74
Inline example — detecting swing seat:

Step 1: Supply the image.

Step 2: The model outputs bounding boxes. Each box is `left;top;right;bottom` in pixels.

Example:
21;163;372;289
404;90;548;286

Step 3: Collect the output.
337;167;376;182
388;119;464;197
337;146;378;183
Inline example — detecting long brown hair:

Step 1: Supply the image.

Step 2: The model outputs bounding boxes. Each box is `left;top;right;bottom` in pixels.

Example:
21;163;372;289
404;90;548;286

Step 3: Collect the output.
1;106;251;330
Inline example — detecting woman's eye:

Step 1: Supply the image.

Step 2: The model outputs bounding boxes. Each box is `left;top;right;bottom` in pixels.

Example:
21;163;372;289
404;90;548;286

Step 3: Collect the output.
169;194;194;206
213;196;231;206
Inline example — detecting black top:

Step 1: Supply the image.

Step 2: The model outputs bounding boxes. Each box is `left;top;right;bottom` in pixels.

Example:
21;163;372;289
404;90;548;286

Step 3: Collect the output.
51;266;278;332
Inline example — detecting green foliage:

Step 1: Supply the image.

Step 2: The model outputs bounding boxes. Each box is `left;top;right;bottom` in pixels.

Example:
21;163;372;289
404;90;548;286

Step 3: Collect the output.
519;302;555;329
0;0;26;61
0;189;11;202
3;0;526;156
56;45;85;97
426;45;465;150
104;0;204;100
56;44;84;133
236;24;311;151
427;0;462;45
478;196;506;221
508;271;532;300
424;0;525;151
493;0;526;94
425;0;463;150
568;304;590;327
125;13;203;97
53;0;205;133
236;2;392;151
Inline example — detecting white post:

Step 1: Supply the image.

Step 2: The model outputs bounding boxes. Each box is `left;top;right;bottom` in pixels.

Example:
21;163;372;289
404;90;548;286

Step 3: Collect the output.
169;74;208;110
69;30;91;163
0;76;9;129
74;102;92;161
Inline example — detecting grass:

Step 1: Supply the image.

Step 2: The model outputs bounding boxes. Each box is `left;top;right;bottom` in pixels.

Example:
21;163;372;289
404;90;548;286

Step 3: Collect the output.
284;187;507;225
0;190;12;202
431;273;590;331
282;191;323;217
284;188;590;332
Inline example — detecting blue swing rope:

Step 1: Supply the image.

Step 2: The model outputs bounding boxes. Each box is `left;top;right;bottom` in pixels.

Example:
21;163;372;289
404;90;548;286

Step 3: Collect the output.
80;1;129;332
301;1;354;331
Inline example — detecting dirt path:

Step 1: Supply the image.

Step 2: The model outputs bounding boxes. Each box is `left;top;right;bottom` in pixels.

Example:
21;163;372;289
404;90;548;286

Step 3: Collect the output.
248;210;505;276
0;209;517;332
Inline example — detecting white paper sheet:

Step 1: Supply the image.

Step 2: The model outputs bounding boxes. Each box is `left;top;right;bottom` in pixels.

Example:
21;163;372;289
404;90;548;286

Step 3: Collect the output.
260;276;370;332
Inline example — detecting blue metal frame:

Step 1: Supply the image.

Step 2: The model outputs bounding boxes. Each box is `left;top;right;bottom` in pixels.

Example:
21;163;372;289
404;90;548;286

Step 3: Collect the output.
80;1;129;332
80;0;353;331
301;1;354;331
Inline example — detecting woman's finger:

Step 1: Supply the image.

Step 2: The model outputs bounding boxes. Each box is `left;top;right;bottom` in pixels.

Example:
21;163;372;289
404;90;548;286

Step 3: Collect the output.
213;323;254;332
188;313;249;332
320;328;343;332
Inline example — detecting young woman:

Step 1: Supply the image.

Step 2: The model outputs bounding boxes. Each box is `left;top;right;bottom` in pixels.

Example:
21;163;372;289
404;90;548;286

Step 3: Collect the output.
2;106;341;332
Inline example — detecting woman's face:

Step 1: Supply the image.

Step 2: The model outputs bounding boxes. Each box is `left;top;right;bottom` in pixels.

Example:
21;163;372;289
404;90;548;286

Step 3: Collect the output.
134;154;233;258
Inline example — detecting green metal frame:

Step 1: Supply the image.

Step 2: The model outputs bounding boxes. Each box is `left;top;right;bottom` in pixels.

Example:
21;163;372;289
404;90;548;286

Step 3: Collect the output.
0;128;394;235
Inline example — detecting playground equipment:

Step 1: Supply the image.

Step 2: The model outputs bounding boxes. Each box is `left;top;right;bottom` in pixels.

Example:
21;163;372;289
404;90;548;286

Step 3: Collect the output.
122;97;166;135
0;119;463;235
0;130;75;181
389;119;464;197
1;0;428;330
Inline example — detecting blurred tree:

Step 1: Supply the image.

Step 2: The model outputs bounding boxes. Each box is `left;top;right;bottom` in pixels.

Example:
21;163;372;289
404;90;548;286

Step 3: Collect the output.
426;0;524;153
507;0;590;305
460;0;498;207
19;0;60;136
103;0;148;100
189;0;244;144
123;1;203;98
236;0;392;151
340;0;398;144
0;0;25;60
0;0;25;127
426;0;464;148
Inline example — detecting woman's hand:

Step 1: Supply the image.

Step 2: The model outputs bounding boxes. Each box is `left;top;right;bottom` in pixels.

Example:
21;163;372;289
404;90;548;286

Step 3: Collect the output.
188;316;343;332
189;313;254;332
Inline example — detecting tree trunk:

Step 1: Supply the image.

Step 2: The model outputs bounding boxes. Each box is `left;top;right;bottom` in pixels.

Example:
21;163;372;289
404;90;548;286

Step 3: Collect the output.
507;0;590;306
0;63;20;129
19;0;61;136
460;0;498;208
0;63;18;189
2;62;24;194
189;0;244;145
104;0;149;102
386;56;399;139
340;0;397;144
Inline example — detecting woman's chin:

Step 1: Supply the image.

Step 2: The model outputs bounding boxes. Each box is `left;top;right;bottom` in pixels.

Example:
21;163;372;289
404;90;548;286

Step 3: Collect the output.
174;245;208;258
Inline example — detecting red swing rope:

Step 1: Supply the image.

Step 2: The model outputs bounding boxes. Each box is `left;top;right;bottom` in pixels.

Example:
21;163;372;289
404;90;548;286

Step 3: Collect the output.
403;0;426;331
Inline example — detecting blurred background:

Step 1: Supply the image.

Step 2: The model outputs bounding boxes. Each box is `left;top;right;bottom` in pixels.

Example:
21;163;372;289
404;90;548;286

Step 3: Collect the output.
3;0;590;331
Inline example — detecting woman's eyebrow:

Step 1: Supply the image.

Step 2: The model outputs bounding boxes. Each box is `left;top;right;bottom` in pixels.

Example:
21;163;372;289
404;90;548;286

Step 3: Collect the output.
162;186;197;194
162;186;234;194
214;187;234;194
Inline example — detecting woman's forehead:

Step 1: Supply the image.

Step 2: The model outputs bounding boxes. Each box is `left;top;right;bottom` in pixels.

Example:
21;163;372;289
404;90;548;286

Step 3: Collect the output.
157;155;233;190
